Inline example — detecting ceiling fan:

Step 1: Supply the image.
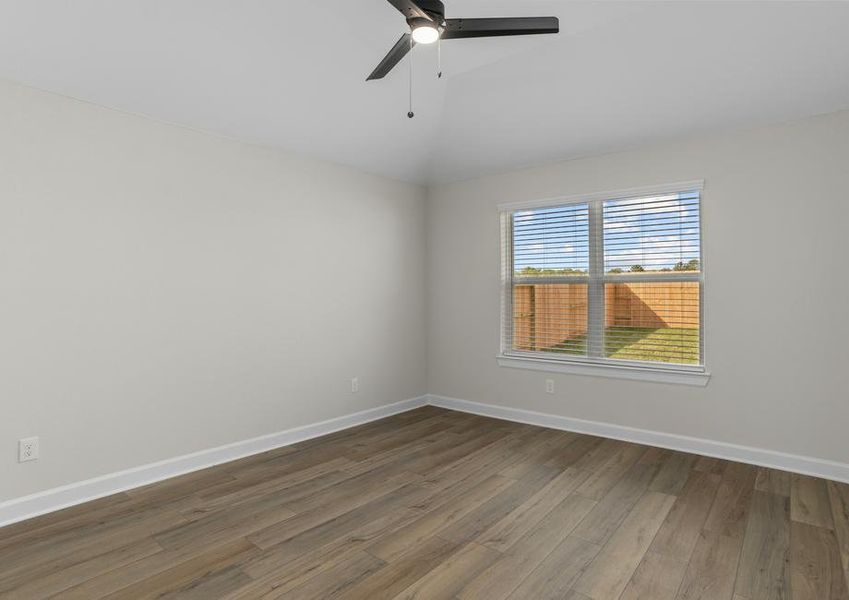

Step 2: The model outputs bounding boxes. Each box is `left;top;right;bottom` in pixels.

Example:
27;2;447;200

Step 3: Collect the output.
366;0;560;81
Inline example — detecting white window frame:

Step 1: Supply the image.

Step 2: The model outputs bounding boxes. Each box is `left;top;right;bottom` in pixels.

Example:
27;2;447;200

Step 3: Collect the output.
497;181;710;386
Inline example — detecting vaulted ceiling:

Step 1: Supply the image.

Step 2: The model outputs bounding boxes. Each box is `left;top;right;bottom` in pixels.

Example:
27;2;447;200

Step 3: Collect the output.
1;1;848;184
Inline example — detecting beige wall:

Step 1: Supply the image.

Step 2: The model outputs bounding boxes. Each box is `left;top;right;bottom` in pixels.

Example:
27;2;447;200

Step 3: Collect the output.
3;76;848;505
426;110;849;465
0;80;427;502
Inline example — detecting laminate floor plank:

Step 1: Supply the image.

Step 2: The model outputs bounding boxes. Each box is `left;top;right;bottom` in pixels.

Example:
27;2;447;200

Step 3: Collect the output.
206;455;356;499
177;467;354;522
498;428;579;479
734;490;791;600
389;542;500;600
345;417;460;460
792;473;836;529
675;461;757;600
54;544;250;599
438;465;560;545
247;481;431;552
790;521;849;600
476;467;590;552
423;431;528;486
572;461;665;546
571;438;630;473
0;492;135;551
0;504;188;586
272;551;386;600
229;534;382;598
755;467;792;497
649;451;699;496
573;491;677;599
827;481;849;591
367;474;516;562
341;433;455;477
543;434;606;471
505;535;601;600
102;538;261;600
649;469;722;561
337;536;459;600
620;552;690;600
0;537;162;598
502;430;579;479
1;407;842;600
620;470;722;600
458;493;597;600
575;442;648;501
693;455;726;475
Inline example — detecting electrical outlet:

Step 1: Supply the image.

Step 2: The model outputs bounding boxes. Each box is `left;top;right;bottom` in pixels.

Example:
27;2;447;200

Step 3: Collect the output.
351;377;359;393
19;437;39;462
545;379;555;394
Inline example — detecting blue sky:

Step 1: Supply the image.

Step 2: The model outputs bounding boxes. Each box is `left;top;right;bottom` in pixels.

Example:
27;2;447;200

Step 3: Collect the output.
513;192;700;273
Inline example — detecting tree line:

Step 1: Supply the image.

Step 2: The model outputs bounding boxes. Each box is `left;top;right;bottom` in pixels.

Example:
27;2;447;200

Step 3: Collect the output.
608;259;700;274
516;259;699;276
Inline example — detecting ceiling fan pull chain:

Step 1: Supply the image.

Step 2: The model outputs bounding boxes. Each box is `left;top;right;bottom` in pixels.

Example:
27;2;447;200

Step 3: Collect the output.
438;36;442;79
407;36;415;118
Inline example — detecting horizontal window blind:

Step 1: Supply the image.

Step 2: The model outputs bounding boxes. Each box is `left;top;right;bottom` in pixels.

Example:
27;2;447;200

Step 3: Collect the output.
512;204;589;276
603;192;700;274
502;187;703;370
510;204;591;357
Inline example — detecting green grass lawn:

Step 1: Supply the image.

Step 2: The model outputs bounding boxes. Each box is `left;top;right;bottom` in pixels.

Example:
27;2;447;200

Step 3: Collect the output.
549;326;700;365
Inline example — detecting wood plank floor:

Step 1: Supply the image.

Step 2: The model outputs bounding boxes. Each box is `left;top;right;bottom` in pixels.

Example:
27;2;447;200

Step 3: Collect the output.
2;406;848;599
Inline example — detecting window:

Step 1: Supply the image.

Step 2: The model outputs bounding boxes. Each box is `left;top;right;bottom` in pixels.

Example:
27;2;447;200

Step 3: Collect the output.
499;182;707;385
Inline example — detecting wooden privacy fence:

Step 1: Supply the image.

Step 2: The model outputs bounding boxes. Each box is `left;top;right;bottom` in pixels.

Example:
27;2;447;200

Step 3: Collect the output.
513;284;588;351
513;281;699;351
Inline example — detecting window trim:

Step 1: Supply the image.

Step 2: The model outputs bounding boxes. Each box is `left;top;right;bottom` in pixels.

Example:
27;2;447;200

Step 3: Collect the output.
499;180;710;386
496;354;711;386
496;180;706;213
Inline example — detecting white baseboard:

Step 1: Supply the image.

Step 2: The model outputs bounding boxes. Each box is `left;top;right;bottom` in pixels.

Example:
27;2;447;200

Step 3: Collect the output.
0;396;427;528
427;394;849;485
5;392;847;529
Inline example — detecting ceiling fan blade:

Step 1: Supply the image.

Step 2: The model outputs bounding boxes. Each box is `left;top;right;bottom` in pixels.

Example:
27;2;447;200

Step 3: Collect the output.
385;0;434;22
441;17;559;40
367;34;415;81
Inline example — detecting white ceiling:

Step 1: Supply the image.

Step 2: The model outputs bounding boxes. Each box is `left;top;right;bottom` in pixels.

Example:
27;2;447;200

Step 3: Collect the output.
1;1;848;184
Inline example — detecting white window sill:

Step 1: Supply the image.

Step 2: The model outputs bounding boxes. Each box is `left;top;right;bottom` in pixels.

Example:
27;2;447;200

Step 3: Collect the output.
496;354;711;387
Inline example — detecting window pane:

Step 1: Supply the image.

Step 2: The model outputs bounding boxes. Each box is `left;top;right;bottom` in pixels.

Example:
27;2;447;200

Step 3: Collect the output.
513;284;588;355
603;282;700;364
603;192;700;274
513;204;589;276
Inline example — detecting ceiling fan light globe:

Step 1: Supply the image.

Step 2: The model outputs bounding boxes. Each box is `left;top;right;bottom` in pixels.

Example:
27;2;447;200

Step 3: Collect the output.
412;25;439;44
